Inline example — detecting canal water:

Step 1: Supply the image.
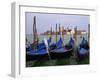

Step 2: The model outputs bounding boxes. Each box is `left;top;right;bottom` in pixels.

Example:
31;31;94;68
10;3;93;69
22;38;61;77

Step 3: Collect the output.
26;34;89;67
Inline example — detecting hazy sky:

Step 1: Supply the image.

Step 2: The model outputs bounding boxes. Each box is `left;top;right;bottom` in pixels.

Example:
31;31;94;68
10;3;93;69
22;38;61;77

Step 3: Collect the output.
25;12;90;34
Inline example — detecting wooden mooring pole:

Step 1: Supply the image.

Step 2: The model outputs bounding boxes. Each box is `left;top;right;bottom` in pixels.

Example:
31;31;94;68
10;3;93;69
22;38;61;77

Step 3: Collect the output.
88;24;90;46
62;26;64;41
73;27;78;58
33;16;39;50
62;26;65;46
59;24;61;35
56;24;58;44
50;27;52;39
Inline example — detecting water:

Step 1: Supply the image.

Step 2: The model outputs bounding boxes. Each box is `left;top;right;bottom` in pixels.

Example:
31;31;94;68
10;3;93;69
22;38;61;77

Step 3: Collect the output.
26;34;88;45
26;34;89;67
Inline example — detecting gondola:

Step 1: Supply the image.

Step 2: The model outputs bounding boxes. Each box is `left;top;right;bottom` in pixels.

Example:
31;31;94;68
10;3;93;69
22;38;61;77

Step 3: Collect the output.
77;37;89;59
26;37;51;51
50;37;74;59
26;38;51;61
26;49;49;61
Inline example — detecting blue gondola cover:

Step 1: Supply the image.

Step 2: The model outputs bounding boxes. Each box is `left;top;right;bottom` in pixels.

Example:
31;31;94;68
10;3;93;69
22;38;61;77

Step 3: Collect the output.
29;49;48;55
56;37;63;49
79;48;88;55
79;37;89;55
68;37;74;47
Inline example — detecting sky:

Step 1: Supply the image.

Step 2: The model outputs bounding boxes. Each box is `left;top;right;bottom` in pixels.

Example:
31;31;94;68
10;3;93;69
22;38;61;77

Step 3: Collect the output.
25;12;90;34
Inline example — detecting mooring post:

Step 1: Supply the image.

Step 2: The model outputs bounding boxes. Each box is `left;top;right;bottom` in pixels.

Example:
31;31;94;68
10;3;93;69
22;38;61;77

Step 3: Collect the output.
73;27;78;59
62;26;64;46
62;26;64;40
59;24;61;35
33;16;35;44
88;24;90;46
56;24;58;44
33;16;39;51
50;27;52;38
33;16;36;50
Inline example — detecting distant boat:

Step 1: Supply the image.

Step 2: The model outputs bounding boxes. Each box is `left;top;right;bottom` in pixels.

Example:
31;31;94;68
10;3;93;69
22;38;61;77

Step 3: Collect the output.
50;37;74;59
77;37;89;59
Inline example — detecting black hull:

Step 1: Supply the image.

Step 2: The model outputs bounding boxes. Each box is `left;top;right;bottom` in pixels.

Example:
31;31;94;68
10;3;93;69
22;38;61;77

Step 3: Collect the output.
50;49;73;59
26;53;49;61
